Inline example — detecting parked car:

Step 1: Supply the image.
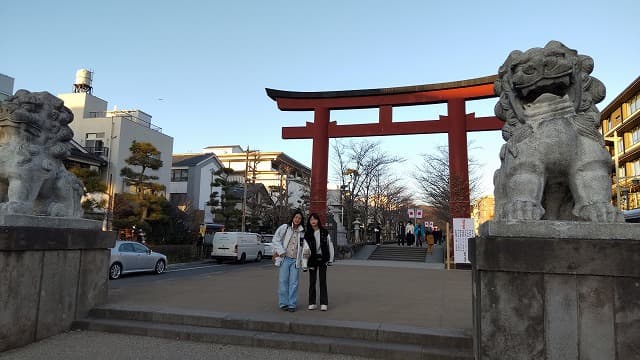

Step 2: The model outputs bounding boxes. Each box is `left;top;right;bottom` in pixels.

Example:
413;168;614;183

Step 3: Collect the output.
261;234;275;258
211;232;264;264
109;240;168;279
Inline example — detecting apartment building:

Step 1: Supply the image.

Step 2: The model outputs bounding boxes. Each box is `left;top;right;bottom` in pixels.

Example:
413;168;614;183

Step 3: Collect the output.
57;70;174;200
0;73;14;101
169;153;224;223
601;76;640;213
202;145;311;209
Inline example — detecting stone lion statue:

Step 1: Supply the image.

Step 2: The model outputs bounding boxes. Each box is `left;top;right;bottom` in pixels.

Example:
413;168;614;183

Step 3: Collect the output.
0;90;84;217
493;41;624;222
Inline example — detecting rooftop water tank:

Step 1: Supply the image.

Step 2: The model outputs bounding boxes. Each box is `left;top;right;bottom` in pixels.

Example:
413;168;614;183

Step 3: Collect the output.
73;69;93;93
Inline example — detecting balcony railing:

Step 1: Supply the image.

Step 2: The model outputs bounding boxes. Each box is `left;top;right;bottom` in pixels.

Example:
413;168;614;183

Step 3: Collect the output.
85;146;109;158
87;111;163;133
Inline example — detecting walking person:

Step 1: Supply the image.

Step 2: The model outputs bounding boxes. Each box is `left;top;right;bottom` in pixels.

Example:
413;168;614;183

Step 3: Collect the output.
405;221;415;247
303;213;335;311
272;210;305;312
397;221;405;246
414;221;424;247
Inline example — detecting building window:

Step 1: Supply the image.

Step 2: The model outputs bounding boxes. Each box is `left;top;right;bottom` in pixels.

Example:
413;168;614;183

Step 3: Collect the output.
606;119;613;132
171;169;189;182
619;167;626;179
631;160;640;177
629;94;640;116
631;126;640;146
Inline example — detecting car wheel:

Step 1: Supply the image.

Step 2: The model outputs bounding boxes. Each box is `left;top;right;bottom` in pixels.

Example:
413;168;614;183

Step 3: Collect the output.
216;259;223;264
109;263;122;280
239;253;246;264
255;252;263;262
154;260;166;274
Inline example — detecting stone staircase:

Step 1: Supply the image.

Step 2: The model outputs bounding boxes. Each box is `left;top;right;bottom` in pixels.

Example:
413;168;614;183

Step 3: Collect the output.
73;305;473;360
368;245;429;262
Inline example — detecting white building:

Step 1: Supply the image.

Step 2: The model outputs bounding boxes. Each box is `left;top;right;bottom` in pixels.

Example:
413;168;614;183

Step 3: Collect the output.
202;145;311;209
58;69;173;200
169;153;224;223
0;73;14;101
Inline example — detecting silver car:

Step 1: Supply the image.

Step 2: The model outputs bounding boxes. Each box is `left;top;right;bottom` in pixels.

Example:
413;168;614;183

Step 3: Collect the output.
109;240;167;279
261;234;275;258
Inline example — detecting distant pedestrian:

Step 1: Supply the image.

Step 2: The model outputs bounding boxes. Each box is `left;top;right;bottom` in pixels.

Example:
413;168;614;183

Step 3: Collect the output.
405;221;415;246
303;213;335;311
397;221;405;246
433;226;443;245
414;221;424;247
272;209;305;312
374;224;382;245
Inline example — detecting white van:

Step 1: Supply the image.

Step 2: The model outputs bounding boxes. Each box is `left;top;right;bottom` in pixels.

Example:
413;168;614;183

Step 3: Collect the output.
211;232;265;264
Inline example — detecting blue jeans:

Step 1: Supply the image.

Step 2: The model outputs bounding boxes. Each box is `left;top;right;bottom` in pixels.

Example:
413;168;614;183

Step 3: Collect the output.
278;257;299;309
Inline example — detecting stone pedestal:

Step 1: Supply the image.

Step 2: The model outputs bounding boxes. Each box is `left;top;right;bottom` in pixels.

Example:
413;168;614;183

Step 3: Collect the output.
0;216;115;352
470;220;640;360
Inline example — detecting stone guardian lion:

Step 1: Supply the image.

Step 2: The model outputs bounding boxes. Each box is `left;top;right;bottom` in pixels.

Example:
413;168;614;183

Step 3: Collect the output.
0;90;84;217
493;41;624;222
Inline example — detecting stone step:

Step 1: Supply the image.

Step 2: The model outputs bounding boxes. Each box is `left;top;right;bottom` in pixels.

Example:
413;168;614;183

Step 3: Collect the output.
72;305;473;360
368;246;429;262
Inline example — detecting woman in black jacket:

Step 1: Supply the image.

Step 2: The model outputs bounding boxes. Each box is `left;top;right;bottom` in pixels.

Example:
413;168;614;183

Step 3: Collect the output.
303;213;335;311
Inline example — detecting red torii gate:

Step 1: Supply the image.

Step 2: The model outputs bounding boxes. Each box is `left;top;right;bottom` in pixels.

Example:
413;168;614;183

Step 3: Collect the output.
266;75;503;222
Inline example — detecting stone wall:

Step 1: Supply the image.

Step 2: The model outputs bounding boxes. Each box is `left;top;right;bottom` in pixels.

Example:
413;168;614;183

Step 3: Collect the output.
470;221;640;360
0;222;115;352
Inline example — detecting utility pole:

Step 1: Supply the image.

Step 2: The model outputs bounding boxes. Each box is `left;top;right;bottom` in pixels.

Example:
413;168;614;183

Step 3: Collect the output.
242;146;249;232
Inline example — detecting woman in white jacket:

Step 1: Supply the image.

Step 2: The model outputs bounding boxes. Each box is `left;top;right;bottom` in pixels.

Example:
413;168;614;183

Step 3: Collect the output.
303;212;334;311
272;209;305;312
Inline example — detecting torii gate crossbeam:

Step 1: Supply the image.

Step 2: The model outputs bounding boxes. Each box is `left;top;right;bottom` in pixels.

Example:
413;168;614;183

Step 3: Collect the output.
266;75;503;223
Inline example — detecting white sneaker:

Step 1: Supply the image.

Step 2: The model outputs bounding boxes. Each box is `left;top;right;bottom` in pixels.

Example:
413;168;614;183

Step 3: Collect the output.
308;304;317;310
320;305;328;311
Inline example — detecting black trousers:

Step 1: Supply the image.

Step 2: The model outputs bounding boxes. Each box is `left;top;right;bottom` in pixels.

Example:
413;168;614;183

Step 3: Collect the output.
309;264;328;306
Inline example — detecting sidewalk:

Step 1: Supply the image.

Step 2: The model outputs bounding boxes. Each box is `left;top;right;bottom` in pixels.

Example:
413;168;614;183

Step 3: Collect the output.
107;259;472;329
1;259;472;359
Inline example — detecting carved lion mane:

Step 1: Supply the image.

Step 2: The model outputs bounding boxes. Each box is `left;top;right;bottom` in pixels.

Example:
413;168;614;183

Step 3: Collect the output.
492;41;623;222
0;90;84;217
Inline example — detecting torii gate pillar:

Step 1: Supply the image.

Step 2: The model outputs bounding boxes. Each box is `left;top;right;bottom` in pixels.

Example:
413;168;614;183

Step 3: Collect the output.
310;108;330;218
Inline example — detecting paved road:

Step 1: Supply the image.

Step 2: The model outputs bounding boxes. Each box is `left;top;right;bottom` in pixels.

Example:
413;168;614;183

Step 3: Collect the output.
111;259;269;287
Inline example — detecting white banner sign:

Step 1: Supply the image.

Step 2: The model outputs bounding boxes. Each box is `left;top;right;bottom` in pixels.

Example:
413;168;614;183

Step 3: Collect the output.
408;208;415;218
416;209;423;218
452;218;474;264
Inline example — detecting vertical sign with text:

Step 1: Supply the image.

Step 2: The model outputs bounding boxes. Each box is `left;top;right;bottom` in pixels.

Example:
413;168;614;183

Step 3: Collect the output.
452;218;474;264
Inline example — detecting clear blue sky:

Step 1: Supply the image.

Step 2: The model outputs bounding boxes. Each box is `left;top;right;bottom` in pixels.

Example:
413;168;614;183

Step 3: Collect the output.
2;0;638;198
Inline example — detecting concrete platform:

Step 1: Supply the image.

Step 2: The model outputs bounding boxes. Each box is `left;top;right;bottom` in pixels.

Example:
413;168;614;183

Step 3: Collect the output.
106;260;472;329
3;260;473;359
